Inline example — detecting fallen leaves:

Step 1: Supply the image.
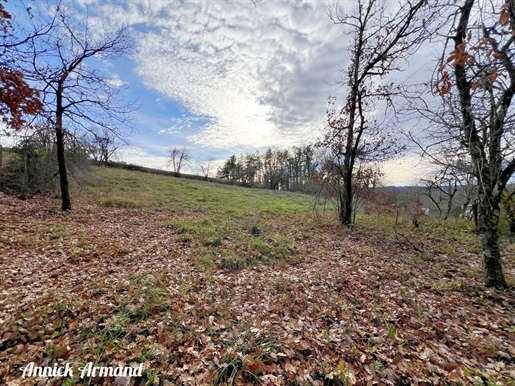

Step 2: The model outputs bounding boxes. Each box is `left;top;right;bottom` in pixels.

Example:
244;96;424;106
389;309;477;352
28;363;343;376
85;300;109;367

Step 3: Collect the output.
0;189;514;385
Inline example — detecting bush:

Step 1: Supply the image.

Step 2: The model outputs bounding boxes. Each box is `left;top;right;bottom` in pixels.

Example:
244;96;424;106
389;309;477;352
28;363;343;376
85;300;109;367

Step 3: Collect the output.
1;135;90;197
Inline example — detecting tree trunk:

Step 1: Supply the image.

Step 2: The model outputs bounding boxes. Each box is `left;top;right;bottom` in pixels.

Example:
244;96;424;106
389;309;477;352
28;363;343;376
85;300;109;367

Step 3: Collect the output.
443;201;451;220
338;171;353;227
476;196;506;288
56;80;71;211
443;180;455;220
55;126;71;211
510;219;515;235
461;199;470;218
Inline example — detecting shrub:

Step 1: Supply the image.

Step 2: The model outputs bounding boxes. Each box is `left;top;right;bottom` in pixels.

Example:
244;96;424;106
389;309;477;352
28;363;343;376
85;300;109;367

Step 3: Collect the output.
1;135;89;197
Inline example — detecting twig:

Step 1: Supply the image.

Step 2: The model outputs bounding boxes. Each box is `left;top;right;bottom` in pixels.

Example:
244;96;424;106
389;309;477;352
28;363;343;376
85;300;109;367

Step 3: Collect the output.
394;229;424;253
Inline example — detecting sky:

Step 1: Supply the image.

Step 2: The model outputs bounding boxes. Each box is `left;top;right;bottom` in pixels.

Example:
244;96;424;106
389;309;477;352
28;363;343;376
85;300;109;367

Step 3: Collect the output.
2;0;440;185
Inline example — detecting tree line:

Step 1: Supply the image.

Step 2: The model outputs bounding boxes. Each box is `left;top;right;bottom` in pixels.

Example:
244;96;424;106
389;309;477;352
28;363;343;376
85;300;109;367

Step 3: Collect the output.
217;146;319;192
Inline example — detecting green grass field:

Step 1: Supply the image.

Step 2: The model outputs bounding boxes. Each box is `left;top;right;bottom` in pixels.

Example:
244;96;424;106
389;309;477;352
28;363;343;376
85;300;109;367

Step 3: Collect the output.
88;166;312;215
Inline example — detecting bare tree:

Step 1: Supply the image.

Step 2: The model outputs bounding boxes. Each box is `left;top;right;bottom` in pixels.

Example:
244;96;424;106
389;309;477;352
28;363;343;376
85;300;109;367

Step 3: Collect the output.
167;147;189;175
0;1;55;133
318;0;436;226
84;129;124;164
419;166;460;220
195;156;216;180
25;5;133;211
352;164;383;224
262;147;288;190
432;0;515;287
405;105;479;219
242;152;262;185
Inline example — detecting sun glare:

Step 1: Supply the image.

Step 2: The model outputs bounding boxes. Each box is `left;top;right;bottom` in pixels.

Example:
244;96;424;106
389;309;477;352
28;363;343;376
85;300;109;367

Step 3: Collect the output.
236;98;275;138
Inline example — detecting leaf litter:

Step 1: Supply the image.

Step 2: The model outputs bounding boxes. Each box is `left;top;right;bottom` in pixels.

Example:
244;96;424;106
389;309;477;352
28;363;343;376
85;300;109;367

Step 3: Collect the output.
0;192;514;385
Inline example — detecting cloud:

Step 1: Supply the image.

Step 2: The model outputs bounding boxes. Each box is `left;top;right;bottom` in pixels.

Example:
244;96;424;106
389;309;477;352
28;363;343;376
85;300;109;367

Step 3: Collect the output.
105;75;128;88
73;0;99;7
87;0;345;149
156;116;208;136
382;155;436;186
117;147;169;170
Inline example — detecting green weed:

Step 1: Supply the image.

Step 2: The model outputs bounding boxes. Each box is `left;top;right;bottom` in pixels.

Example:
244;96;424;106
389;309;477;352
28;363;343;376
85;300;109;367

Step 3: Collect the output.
214;330;280;385
99;197;139;208
49;224;67;240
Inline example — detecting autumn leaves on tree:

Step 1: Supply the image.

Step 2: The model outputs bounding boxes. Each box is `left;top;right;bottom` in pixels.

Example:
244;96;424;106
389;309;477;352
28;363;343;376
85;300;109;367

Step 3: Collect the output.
0;3;43;132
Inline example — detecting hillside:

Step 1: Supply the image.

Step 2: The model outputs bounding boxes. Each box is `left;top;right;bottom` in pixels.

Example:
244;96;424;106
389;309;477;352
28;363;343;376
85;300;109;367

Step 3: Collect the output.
1;166;514;385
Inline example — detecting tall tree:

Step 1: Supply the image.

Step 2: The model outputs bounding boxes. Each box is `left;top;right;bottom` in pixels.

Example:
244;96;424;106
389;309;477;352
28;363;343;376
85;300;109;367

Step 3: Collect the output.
218;154;238;184
27;5;133;210
319;0;436;227
263;147;287;190
434;0;515;287
243;152;262;185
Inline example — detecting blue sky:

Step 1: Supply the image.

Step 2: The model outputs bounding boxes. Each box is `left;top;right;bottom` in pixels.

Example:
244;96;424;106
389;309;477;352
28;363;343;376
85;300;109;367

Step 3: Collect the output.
2;0;438;185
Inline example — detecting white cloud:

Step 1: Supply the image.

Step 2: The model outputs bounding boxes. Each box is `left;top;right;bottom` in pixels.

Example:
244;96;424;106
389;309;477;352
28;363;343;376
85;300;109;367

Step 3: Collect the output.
382;155;436;187
0;127;33;148
117;147;169;170
105;75;127;88
74;0;99;7
156;116;206;135
88;0;344;148
60;0;442;186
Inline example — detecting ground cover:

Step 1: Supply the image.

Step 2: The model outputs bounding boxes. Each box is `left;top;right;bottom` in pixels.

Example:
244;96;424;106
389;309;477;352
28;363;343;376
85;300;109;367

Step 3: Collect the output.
1;167;514;385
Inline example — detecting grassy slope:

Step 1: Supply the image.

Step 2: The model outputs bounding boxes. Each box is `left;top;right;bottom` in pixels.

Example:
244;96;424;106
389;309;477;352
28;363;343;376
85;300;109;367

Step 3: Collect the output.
0;166;514;385
88;166;311;215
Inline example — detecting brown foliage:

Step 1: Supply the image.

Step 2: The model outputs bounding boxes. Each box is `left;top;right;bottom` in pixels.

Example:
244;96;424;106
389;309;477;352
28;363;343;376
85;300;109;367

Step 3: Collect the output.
0;193;514;384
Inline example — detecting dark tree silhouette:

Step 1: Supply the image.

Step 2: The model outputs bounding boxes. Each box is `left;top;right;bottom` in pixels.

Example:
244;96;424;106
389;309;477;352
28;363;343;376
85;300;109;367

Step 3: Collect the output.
433;0;515;287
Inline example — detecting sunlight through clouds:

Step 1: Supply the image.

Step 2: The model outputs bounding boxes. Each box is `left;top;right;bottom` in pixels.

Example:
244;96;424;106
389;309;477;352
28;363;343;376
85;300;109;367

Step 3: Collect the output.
88;0;343;148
